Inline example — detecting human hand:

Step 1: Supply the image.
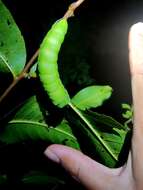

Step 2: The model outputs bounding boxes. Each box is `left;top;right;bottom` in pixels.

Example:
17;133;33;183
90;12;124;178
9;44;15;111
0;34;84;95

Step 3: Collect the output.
44;23;143;190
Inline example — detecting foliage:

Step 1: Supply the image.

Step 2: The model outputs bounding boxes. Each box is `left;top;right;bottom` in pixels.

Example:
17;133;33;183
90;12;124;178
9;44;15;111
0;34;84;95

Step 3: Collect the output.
121;103;133;127
71;85;112;110
0;0;26;78
0;1;131;189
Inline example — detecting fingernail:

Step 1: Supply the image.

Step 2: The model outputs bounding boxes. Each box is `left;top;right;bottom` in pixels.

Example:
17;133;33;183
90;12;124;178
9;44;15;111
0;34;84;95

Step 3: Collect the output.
44;148;60;163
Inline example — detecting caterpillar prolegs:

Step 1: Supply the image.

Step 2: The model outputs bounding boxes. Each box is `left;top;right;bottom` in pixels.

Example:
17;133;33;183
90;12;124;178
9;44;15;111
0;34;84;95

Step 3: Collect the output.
38;19;70;108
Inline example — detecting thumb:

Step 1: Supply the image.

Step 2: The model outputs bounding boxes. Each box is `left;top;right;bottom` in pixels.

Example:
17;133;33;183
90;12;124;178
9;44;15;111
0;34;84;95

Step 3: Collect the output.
44;144;120;190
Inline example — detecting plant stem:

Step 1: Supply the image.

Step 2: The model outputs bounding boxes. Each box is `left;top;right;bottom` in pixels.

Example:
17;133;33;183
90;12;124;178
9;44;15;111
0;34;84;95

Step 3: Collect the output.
0;0;86;103
0;49;39;103
63;0;85;19
22;49;39;74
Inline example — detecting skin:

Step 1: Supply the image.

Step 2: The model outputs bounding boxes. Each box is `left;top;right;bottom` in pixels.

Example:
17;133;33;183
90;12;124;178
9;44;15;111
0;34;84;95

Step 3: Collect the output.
44;23;143;190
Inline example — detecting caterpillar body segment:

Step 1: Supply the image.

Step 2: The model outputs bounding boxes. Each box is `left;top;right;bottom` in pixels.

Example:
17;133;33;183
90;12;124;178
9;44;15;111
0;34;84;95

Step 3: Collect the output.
38;19;70;108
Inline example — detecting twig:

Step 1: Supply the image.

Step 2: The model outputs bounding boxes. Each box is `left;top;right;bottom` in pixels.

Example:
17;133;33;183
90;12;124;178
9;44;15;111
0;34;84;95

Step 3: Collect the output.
23;49;39;73
63;0;85;19
0;50;39;103
0;0;86;103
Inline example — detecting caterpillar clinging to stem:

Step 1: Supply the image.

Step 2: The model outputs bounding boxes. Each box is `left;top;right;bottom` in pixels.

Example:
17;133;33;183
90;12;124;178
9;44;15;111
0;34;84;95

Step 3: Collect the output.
38;18;70;108
38;0;85;108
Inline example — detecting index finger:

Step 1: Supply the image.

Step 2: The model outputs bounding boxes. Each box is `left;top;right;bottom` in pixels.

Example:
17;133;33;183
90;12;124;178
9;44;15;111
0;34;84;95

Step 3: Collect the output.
129;22;143;182
129;23;143;133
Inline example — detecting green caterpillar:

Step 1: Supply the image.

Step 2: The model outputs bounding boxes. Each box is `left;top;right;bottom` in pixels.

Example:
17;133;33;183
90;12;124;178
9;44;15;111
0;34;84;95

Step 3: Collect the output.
38;19;70;108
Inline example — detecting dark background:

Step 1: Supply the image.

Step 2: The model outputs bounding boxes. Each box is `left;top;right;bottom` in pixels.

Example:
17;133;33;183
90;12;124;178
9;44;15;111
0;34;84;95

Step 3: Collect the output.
3;0;143;118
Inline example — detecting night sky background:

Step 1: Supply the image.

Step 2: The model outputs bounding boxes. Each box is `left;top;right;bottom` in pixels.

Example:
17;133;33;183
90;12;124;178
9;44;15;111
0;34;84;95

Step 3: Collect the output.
3;0;143;119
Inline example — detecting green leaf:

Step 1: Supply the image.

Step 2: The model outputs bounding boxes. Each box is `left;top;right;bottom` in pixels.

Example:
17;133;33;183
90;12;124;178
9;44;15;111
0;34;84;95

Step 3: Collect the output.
22;171;65;185
0;175;7;184
71;85;112;110
122;103;131;110
121;103;133;120
87;111;128;130
69;104;130;167
0;96;80;149
51;120;80;149
29;62;37;78
122;110;132;119
0;0;26;78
